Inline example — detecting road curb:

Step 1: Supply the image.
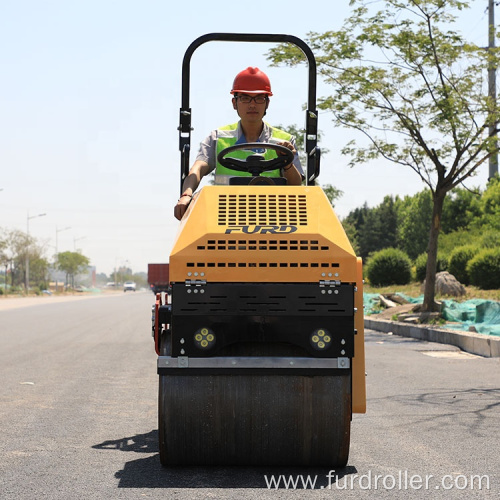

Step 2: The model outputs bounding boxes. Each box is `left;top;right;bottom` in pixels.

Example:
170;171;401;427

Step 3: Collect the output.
364;317;500;358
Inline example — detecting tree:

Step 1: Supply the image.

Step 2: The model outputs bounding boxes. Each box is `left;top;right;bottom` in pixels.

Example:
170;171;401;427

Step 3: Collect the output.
342;203;370;258
441;186;482;234
398;190;433;260
322;183;344;208
472;174;500;230
322;183;360;252
343;203;370;234
267;0;500;311
358;195;400;259
342;196;399;259
6;229;38;288
29;257;50;289
0;228;49;291
56;251;90;288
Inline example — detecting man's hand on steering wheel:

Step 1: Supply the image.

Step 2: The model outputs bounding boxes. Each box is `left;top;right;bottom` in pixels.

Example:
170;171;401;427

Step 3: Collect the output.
275;140;296;161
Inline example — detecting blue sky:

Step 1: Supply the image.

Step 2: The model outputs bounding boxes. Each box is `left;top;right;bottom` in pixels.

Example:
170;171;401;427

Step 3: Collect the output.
0;0;493;275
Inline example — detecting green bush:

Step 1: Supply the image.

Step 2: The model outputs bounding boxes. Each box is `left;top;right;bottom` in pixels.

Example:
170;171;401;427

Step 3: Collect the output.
414;253;448;282
480;229;500;249
366;248;412;286
448;245;477;285
467;249;500;290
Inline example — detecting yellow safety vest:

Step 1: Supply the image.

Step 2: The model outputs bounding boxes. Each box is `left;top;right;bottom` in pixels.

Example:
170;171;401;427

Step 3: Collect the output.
215;122;292;180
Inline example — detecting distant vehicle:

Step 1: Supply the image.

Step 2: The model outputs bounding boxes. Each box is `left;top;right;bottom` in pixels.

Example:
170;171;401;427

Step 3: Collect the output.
123;281;137;292
147;263;169;294
106;282;117;288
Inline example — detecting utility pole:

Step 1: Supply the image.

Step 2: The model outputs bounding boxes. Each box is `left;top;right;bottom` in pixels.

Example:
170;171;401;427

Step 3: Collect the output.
488;0;498;180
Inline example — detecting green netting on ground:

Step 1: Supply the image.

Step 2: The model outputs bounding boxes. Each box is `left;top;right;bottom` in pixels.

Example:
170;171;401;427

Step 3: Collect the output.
442;299;500;337
364;293;500;337
363;293;383;315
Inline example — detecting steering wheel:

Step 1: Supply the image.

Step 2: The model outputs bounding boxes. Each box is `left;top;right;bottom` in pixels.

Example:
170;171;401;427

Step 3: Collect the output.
217;142;294;177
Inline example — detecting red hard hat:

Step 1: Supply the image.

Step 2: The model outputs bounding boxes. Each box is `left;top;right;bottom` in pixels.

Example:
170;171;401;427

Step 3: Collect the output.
230;67;273;96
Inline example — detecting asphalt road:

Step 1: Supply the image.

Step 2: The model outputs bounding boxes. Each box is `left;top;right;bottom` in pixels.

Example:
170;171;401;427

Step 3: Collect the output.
0;292;498;499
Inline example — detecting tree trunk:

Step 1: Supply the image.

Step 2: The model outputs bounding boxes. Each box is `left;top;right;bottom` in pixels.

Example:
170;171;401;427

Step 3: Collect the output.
422;190;446;312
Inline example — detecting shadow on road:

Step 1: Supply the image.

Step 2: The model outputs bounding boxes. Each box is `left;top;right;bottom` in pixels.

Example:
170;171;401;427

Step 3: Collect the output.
93;430;158;454
93;430;357;489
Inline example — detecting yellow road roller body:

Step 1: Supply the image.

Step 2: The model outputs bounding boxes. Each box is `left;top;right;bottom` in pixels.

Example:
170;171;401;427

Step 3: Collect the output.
154;33;365;468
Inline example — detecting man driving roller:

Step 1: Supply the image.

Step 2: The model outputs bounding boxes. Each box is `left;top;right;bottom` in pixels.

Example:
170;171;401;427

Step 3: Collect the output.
174;67;303;220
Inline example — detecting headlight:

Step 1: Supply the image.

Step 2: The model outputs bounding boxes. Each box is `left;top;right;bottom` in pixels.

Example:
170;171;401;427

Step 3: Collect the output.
310;328;332;351
194;327;216;350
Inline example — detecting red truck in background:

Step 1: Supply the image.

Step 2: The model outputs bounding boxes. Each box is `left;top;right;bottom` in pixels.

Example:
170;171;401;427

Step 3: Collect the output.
148;263;170;294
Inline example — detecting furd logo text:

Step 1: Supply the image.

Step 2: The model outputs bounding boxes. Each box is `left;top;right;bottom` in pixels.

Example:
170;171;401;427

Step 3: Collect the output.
225;225;298;234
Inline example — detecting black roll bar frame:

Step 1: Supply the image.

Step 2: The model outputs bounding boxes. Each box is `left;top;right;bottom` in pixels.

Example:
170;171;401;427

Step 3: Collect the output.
178;32;320;193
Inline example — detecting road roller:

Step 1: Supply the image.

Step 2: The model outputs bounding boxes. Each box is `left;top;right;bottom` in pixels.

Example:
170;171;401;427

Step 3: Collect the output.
153;33;366;467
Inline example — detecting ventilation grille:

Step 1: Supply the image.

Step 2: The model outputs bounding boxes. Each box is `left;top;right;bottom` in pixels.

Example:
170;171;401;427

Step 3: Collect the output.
189;238;339;269
186;261;339;268
217;193;308;226
197;239;328;251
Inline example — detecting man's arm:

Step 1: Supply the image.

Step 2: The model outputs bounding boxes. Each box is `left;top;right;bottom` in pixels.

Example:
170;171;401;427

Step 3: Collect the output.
282;162;302;185
277;139;303;185
174;160;212;220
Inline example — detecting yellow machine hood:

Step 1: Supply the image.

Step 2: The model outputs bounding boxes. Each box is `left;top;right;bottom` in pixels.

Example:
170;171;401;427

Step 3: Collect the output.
170;185;358;283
